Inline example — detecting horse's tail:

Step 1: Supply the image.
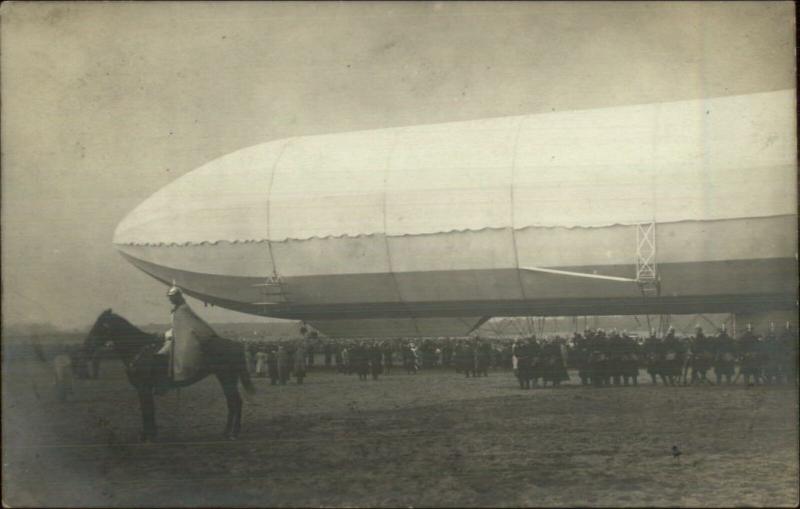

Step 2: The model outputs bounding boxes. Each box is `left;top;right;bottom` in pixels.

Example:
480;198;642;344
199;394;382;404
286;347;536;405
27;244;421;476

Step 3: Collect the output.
238;346;256;395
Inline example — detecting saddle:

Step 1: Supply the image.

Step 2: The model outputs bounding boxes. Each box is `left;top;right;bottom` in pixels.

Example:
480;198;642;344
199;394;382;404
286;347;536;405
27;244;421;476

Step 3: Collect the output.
128;343;170;386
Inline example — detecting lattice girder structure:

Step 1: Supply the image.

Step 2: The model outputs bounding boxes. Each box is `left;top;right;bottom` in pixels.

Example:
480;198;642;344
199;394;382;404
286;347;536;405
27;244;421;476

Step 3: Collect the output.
636;222;660;297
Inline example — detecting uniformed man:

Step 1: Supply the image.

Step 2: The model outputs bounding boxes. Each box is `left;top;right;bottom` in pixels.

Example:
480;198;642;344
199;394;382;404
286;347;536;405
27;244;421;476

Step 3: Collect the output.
660;327;683;386
510;339;520;377
737;324;761;386
778;322;797;385
761;323;781;385
277;344;290;385
515;338;534;389
541;339;568;388
476;338;491;377
341;344;350;375
254;348;268;378
370;342;383;380
620;332;640;386
573;332;592;386
528;336;544;387
689;326;713;385
643;330;660;385
382;341;394;374
357;341;372;380
712;325;736;385
608;330;625;386
294;340;307;384
267;346;279;385
591;329;611;387
158;284;215;383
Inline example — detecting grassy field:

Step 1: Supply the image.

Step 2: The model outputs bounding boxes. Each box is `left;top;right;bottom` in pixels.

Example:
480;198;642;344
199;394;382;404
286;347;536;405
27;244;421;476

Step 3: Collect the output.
3;357;798;507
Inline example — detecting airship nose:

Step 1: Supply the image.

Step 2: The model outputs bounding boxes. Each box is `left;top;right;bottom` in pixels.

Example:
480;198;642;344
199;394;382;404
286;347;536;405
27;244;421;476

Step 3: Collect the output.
113;142;281;291
114;142;281;248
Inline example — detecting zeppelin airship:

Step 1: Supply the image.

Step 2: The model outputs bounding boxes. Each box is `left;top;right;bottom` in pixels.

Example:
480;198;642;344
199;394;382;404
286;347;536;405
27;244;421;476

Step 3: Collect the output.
113;89;797;337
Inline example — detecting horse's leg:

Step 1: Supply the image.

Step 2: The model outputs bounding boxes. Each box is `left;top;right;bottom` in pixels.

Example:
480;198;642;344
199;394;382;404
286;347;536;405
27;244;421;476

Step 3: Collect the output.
137;386;157;441
218;375;242;439
231;384;243;437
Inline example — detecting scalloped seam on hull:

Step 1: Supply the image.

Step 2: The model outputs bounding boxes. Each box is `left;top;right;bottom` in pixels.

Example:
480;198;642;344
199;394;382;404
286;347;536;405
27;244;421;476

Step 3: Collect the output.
112;213;797;247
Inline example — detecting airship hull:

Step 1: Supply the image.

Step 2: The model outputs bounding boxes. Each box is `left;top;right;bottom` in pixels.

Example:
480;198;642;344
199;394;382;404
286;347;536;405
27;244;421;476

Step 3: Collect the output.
117;216;796;319
113;90;797;336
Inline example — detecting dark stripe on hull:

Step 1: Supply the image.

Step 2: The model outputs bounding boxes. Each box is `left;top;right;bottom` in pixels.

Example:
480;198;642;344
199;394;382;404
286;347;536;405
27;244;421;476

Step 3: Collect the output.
120;252;797;320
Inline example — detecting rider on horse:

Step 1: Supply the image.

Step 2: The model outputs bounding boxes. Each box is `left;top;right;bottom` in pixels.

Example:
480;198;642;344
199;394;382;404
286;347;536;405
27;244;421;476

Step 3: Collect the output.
659;327;684;386
713;324;736;384
643;330;661;385
737;323;762;386
156;284;218;389
689;326;714;385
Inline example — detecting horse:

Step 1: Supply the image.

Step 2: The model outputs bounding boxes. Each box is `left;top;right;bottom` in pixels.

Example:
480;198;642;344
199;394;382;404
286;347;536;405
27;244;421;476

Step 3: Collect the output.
588;350;609;387
83;309;255;442
659;349;683;386
687;350;714;385
620;351;640;386
713;351;736;384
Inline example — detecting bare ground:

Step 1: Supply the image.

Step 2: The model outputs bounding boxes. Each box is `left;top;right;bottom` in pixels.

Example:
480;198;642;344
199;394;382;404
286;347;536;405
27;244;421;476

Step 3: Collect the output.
3;359;798;507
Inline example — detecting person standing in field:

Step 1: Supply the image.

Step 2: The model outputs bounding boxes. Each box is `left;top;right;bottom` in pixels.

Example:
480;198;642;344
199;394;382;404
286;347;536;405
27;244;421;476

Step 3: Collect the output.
255;348;268;378
761;323;782;385
778;322;797;385
712;325;736;385
53;350;74;402
277;344;290;385
737;324;761;386
382;341;394;374
267;346;279;385
370;342;383;380
294;341;307;384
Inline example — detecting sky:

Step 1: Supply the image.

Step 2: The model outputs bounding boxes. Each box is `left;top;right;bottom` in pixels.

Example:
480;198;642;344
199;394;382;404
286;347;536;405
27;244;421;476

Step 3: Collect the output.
1;1;795;330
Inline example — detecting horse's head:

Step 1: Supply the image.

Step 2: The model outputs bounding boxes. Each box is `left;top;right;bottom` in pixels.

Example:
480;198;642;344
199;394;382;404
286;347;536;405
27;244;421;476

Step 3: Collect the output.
84;308;118;354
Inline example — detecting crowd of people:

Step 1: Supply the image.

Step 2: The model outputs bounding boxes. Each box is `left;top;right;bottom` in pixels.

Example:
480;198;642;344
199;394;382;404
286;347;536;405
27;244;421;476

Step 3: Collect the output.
240;321;798;389
248;341;308;385
567;323;797;388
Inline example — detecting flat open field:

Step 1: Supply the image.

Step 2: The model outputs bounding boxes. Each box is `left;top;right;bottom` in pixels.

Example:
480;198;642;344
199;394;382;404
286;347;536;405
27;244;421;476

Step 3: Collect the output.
3;357;798;507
